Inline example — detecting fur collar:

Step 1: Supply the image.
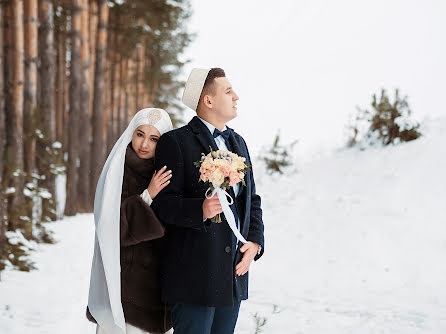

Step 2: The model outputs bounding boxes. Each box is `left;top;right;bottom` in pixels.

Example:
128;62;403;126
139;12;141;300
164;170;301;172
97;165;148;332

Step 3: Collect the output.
125;144;154;179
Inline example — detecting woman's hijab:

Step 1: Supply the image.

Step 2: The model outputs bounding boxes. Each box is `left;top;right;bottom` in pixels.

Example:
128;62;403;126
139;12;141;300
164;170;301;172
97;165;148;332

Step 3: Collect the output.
88;108;173;334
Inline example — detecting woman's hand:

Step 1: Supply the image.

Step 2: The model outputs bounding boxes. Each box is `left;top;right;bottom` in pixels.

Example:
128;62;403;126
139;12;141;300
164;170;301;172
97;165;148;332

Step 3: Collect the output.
148;166;172;199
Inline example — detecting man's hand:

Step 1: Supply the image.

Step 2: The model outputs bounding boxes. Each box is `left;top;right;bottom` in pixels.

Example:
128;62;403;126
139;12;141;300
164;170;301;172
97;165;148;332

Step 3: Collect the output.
235;242;259;276
203;195;222;219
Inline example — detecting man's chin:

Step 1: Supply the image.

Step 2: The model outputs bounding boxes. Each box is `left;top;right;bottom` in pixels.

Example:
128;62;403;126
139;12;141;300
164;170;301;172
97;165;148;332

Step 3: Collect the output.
228;110;237;121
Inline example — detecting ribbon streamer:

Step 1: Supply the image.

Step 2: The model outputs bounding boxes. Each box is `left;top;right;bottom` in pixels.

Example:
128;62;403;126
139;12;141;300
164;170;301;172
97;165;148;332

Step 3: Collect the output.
206;188;247;244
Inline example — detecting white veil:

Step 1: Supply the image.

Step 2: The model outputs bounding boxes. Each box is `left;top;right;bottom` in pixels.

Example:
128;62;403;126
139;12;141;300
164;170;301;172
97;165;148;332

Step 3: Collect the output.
87;108;173;334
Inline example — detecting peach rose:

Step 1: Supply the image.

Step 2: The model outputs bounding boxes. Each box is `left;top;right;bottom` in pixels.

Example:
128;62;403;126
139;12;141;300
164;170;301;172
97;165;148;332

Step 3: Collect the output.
229;171;240;187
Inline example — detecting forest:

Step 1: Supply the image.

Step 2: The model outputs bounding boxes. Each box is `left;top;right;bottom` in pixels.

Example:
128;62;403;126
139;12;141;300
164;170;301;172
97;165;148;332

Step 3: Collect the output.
0;0;193;272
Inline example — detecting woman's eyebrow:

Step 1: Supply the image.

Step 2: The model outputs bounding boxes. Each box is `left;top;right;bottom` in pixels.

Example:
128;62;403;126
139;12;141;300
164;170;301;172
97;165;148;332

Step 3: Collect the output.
137;129;145;135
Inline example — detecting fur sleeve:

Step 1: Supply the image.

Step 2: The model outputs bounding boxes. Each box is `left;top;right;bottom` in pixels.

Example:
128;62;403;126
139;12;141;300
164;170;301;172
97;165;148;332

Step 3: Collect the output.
120;194;165;247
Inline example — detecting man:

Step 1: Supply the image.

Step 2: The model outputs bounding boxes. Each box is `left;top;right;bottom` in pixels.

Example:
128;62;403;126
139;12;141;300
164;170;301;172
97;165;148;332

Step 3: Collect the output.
151;68;264;334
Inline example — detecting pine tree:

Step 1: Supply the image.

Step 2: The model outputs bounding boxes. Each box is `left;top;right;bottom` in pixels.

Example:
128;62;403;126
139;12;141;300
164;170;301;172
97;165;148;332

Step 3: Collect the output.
65;0;82;216
0;2;7;273
22;0;38;240
77;0;92;212
348;89;422;147
1;0;194;274
259;132;297;175
89;0;109;204
6;0;26;232
38;0;59;224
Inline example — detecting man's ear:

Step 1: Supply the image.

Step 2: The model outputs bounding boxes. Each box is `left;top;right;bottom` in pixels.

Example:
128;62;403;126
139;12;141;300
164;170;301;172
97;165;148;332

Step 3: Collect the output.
203;94;212;108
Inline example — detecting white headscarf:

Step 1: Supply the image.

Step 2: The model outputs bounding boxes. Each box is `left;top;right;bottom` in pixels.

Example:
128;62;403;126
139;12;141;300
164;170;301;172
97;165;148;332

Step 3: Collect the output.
88;108;173;334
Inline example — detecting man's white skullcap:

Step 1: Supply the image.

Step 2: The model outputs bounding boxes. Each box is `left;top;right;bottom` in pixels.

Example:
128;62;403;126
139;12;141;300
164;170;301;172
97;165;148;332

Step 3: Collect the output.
182;68;211;111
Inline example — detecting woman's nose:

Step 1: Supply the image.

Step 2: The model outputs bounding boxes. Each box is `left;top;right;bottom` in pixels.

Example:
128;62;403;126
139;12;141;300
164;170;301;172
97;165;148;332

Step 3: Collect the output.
141;138;151;149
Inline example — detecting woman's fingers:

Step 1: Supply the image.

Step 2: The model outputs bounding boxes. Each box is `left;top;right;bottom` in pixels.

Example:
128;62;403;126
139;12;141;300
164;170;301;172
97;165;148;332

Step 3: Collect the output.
160;172;172;182
159;180;170;190
155;166;167;177
155;169;171;182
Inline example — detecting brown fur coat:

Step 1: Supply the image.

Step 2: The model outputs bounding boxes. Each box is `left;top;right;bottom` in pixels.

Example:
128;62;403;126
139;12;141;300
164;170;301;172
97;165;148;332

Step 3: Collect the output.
87;145;172;333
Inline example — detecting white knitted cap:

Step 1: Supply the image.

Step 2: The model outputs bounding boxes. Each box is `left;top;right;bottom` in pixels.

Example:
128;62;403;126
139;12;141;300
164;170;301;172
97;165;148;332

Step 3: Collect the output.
182;68;211;111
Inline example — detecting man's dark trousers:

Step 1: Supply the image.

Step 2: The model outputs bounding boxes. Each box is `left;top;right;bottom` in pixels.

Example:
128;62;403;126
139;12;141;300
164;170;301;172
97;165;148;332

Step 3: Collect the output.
169;300;241;334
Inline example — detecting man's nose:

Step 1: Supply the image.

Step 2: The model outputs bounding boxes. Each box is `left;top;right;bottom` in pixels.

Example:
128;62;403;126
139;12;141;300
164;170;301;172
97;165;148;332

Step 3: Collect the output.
233;92;239;101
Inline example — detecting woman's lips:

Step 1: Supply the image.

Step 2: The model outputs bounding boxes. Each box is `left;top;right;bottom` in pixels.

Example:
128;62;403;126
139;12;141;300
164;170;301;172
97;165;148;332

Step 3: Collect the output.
139;150;149;155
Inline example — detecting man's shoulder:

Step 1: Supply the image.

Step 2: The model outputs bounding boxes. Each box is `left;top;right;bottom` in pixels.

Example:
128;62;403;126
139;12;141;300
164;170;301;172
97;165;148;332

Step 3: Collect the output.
159;124;193;141
231;129;243;139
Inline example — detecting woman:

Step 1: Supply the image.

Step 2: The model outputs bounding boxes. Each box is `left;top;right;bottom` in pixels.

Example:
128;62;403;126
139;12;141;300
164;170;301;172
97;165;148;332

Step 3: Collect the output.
87;108;173;334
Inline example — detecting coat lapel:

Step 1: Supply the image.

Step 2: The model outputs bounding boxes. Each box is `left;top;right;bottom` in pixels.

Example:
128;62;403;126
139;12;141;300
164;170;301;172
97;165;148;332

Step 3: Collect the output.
228;130;248;196
188;116;218;153
227;129;244;159
227;129;250;236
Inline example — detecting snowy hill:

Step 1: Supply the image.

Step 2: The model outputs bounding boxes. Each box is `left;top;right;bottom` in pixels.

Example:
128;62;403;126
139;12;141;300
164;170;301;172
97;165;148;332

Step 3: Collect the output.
1;118;446;333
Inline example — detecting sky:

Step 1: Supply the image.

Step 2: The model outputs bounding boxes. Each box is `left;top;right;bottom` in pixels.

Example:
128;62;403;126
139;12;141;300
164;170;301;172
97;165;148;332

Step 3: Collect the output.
179;0;446;157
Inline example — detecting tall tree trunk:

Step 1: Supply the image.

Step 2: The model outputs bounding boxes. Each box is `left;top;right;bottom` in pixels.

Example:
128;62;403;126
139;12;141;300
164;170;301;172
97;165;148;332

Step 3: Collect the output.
128;56;136;119
6;0;26;232
112;48;120;143
90;0;108;203
55;1;67;144
23;0;38;238
118;56;126;135
102;25;110;155
142;42;150;107
106;24;114;154
62;16;69;151
23;0;37;179
88;0;97;118
136;43;145;110
65;0;82;216
77;0;91;212
38;0;57;222
0;3;7;274
122;58;129;131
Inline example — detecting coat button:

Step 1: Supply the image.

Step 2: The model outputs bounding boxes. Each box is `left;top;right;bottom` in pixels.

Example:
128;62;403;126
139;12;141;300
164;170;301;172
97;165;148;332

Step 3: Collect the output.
224;246;231;254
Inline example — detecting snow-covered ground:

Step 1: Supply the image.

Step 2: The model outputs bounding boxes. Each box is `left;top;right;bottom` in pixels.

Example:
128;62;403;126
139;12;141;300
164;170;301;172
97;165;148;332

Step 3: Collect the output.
1;118;446;333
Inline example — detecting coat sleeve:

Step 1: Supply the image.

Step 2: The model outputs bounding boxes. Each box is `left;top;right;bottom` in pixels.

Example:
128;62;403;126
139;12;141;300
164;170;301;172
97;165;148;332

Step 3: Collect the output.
151;132;206;230
242;137;265;261
120;194;165;247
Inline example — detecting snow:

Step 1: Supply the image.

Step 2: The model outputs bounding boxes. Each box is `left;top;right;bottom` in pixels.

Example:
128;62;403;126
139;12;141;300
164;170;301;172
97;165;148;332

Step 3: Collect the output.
0;215;96;334
1;118;446;333
55;174;66;219
37;189;52;200
52;141;62;149
5;187;16;195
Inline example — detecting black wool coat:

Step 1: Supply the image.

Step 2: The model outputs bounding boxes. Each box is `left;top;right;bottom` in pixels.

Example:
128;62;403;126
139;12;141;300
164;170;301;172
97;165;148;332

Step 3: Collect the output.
87;145;172;333
151;116;265;307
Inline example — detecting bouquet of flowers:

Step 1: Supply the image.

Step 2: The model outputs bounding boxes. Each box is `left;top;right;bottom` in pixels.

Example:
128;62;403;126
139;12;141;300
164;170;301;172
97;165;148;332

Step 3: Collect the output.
194;148;249;224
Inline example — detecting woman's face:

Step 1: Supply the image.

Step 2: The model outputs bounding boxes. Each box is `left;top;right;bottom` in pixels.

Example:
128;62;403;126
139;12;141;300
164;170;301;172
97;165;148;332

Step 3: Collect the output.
131;125;161;159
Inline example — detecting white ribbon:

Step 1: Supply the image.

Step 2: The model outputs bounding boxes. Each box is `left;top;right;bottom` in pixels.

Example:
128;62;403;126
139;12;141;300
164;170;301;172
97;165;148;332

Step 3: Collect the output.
206;188;247;244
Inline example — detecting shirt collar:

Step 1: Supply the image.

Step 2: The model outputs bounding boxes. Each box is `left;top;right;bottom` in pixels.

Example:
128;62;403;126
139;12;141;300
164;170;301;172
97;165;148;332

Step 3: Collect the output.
197;116;227;136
